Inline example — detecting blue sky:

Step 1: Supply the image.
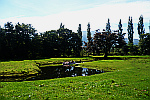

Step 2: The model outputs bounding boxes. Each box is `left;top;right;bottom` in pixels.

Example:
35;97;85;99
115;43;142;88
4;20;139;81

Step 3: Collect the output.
0;0;150;39
0;0;109;18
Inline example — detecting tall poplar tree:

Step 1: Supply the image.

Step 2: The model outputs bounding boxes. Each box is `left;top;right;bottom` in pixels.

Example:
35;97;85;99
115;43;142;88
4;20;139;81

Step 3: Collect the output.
137;15;145;54
138;15;145;40
127;16;134;44
106;18;111;33
85;23;93;56
118;19;123;35
77;24;82;39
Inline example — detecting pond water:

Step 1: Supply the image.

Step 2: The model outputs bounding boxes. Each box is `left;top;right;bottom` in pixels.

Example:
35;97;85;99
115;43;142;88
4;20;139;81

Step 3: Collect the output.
29;65;104;81
0;63;105;82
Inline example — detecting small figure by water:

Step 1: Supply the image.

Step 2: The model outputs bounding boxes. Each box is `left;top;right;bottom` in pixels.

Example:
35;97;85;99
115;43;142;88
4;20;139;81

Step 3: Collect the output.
63;60;75;66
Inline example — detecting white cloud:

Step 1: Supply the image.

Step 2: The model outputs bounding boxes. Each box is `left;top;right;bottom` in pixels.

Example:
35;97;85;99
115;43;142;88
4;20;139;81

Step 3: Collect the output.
0;0;150;38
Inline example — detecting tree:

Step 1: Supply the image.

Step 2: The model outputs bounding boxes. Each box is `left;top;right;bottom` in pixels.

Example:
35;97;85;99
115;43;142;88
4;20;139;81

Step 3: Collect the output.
87;22;91;42
118;19;123;35
0;25;7;59
139;33;150;55
2;22;15;59
0;22;37;60
42;30;60;57
77;24;82;39
14;23;36;59
143;33;150;55
4;22;14;32
137;15;145;54
110;19;126;55
94;30;126;58
85;23;93;56
56;23;82;57
69;32;82;56
116;19;126;54
127;16;134;55
138;15;145;40
30;34;43;59
77;24;84;56
106;18;111;33
93;19;126;58
127;16;134;44
57;23;72;57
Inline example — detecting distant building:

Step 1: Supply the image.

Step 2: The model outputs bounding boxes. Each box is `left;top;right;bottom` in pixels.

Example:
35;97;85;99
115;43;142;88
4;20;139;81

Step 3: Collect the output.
82;32;139;45
124;38;139;45
133;39;139;45
149;20;150;33
124;38;128;44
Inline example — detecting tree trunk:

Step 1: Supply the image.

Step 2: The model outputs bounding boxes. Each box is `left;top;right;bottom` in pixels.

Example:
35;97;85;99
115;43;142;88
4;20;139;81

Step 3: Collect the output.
104;52;108;60
104;45;108;60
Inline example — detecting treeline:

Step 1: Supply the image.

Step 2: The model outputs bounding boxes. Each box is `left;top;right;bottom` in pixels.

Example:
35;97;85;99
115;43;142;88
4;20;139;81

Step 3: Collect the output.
0;15;150;60
0;22;82;60
84;21;126;58
84;15;150;57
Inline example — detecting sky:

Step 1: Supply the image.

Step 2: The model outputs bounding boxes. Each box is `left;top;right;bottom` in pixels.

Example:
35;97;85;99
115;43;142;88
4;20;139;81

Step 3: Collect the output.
0;0;150;39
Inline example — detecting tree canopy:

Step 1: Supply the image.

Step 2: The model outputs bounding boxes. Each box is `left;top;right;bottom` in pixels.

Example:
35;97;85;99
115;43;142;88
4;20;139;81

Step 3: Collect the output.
0;22;82;60
0;15;150;60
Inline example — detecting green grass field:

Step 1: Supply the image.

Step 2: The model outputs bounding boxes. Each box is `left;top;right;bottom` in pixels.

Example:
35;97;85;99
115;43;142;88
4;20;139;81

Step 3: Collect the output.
0;57;150;99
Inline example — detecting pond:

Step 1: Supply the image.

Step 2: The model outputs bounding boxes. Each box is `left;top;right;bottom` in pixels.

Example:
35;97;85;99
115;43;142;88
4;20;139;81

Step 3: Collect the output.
0;62;106;82
27;65;104;81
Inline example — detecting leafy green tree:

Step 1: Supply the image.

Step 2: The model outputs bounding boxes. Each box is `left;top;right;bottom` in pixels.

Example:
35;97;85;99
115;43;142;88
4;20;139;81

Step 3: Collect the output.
94;31;126;58
139;33;150;55
0;22;37;60
1;22;15;59
94;19;126;58
57;24;72;57
4;22;14;32
94;31;119;58
0;25;7;59
70;32;82;56
0;22;83;60
14;23;36;59
42;30;60;57
30;35;43;59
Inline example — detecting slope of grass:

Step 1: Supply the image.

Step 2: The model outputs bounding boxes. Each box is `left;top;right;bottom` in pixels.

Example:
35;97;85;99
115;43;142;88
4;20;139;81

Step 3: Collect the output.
0;60;39;77
0;57;150;99
92;55;150;58
0;57;91;74
92;55;150;60
0;57;92;81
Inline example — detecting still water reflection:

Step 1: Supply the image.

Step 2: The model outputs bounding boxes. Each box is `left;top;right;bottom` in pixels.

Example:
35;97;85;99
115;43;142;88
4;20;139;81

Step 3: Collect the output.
0;65;105;82
32;65;104;80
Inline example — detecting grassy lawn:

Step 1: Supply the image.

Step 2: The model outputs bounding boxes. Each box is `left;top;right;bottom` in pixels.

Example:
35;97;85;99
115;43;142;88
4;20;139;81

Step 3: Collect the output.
92;55;150;58
0;57;150;99
0;60;40;82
